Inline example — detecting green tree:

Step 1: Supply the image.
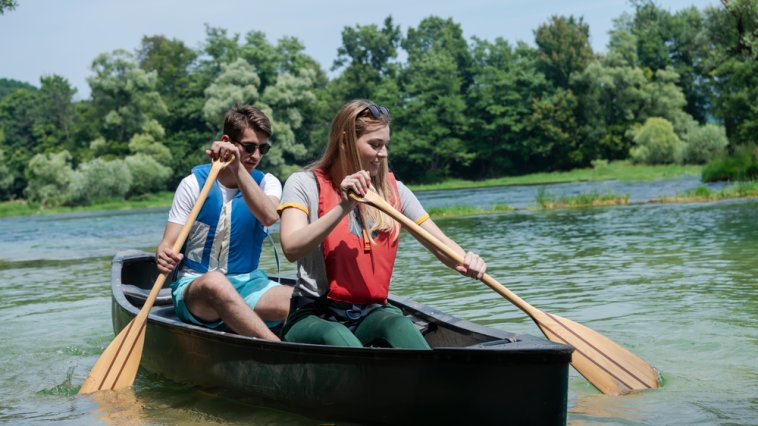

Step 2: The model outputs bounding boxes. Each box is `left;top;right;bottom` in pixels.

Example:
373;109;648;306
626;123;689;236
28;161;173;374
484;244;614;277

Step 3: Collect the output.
23;151;74;207
0;0;17;14
0;145;14;200
573;56;694;162
35;75;78;152
69;158;132;205
127;119;172;167
202;25;242;73
526;88;582;170
0;87;41;197
125;154;172;196
466;38;550;176
0;78;35;100
202;58;261;126
630;117;685;164
391;16;474;182
534;15;594;88
261;69;318;178
88;49;168;155
684;123;728;164
703;0;758;145
331;16;402;101
137;35;204;134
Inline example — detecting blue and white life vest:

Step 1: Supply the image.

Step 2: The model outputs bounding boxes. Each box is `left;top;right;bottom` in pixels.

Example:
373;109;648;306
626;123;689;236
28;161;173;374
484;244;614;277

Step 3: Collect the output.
180;163;267;275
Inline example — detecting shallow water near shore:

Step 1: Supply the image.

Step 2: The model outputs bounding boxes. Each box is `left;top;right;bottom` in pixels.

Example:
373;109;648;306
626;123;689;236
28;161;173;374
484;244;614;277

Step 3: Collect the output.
0;178;755;425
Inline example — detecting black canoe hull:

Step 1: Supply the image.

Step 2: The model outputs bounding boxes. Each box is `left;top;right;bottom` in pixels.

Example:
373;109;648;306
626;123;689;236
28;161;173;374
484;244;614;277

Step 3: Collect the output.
111;250;572;425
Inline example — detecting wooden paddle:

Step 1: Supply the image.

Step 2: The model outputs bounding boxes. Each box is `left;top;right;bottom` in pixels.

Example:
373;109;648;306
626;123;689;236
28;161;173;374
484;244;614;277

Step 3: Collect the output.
80;156;233;394
351;189;660;395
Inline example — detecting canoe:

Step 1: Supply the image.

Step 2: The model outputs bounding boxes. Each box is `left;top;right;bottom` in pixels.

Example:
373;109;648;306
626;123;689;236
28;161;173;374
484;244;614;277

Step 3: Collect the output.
111;249;573;425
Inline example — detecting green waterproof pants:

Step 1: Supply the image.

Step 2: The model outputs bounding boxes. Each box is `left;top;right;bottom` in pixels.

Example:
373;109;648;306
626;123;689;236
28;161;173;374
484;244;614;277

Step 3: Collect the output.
284;304;431;349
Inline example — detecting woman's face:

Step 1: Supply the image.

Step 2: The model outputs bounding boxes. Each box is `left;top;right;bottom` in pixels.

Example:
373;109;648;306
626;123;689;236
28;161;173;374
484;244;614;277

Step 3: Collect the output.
354;124;390;177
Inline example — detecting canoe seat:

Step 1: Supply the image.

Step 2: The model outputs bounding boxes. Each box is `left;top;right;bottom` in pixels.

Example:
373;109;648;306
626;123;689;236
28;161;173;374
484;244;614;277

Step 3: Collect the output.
151;305;180;321
407;315;434;335
121;284;173;307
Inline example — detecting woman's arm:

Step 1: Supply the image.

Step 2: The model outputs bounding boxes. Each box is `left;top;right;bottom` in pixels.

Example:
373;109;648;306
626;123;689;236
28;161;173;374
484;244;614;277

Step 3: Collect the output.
279;200;352;262
409;218;487;280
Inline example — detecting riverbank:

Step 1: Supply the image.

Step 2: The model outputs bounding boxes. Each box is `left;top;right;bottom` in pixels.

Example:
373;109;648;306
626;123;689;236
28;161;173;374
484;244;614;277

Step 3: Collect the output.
3;161;753;219
0;192;175;218
409;161;702;191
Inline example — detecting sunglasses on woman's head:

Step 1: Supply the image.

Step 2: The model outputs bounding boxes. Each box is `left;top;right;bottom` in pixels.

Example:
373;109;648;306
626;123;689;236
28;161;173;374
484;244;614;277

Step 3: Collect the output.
364;104;390;119
232;140;271;155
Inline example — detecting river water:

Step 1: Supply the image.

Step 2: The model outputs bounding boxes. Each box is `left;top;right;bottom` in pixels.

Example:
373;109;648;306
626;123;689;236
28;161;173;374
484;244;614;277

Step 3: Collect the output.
0;176;755;425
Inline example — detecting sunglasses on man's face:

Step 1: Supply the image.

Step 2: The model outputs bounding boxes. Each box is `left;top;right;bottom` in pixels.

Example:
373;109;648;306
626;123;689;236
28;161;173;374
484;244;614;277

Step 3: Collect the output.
364;104;390;120
232;140;271;155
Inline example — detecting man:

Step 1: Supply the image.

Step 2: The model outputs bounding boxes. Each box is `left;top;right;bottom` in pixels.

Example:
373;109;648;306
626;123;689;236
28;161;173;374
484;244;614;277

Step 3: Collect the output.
156;104;291;341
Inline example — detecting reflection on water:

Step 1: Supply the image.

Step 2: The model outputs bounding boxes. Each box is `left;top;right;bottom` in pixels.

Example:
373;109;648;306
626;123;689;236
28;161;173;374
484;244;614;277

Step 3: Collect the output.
0;183;756;425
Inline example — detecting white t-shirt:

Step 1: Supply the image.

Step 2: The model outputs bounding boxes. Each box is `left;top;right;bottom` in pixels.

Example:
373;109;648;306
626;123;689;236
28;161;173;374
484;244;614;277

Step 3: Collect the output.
168;172;282;225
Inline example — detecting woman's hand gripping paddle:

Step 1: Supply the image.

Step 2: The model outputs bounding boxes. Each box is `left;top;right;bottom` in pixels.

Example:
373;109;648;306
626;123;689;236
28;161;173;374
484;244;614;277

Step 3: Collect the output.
79;156;234;394
350;189;660;395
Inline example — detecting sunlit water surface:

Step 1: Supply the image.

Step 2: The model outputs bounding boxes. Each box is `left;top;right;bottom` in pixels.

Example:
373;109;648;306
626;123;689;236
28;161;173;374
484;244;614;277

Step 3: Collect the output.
0;179;755;425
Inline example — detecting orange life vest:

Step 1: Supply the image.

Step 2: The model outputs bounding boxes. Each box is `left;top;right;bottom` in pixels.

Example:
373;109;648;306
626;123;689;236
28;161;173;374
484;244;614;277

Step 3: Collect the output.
315;168;400;305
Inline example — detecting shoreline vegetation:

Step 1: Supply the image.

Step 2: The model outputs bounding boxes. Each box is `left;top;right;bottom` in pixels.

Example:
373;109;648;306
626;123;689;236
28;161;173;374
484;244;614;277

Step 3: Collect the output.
1;162;756;219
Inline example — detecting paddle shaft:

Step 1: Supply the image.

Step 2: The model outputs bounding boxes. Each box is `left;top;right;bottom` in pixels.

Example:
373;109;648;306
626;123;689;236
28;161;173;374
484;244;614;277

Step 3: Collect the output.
350;193;535;315
351;190;659;395
138;158;230;314
79;157;232;394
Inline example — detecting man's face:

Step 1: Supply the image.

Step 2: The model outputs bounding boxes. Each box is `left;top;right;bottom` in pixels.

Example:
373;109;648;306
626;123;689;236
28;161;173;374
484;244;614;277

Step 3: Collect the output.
231;128;270;172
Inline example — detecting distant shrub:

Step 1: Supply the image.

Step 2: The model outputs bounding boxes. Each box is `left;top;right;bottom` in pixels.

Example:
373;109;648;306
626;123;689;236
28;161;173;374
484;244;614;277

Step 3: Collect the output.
702;144;758;182
591;159;609;169
125;154;172;196
683;124;728;164
630;118;685;164
23;151;74;208
69;158;132;205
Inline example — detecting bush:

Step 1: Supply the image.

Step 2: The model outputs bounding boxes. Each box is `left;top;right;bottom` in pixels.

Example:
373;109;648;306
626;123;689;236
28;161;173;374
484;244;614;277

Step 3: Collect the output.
683;124;729;164
125;154;172;196
0;147;15;200
69;158;132;205
702;144;758;182
23;151;74;208
630;117;685;164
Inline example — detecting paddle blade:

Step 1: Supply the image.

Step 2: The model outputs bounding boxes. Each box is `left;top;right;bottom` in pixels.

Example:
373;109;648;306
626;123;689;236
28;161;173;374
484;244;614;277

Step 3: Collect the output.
533;310;660;395
79;317;146;394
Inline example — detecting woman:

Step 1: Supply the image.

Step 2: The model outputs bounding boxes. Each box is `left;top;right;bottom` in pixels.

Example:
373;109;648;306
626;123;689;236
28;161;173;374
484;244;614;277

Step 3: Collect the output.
277;99;486;348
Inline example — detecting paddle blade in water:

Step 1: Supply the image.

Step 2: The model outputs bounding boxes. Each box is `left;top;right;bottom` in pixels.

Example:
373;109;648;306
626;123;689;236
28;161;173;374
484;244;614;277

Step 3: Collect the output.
533;310;660;395
79;317;146;394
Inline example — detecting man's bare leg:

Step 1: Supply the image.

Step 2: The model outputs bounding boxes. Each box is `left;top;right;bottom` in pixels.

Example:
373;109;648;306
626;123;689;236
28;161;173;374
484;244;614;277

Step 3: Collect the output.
184;271;279;341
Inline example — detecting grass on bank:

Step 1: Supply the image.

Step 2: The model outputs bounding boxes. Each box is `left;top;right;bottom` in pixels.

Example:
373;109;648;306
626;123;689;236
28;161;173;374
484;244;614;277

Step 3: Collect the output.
652;180;758;203
427;203;513;218
0;191;175;218
408;160;701;192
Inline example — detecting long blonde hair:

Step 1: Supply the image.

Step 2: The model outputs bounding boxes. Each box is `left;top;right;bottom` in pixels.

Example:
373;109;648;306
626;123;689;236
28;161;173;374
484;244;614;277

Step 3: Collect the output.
309;99;400;241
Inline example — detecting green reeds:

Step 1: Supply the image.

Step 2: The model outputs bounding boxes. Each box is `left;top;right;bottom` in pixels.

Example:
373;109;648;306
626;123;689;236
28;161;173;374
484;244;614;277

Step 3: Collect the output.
535;188;630;209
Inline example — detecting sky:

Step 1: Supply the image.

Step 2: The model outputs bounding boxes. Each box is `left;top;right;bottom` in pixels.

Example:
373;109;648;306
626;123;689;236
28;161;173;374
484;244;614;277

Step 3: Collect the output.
0;0;720;100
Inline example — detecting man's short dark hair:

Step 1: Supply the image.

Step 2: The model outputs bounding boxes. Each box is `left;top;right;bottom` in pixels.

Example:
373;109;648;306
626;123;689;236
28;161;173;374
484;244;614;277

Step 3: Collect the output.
223;105;272;141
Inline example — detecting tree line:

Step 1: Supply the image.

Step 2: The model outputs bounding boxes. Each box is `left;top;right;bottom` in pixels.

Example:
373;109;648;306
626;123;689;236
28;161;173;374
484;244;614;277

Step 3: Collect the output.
0;0;756;207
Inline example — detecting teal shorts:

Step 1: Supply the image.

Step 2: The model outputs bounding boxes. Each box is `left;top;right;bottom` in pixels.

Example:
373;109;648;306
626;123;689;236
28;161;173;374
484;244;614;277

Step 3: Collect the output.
170;268;282;329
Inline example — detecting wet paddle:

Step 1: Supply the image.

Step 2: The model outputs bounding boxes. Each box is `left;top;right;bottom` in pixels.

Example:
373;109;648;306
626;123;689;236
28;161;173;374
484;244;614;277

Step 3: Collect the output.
80;156;233;394
351;189;660;395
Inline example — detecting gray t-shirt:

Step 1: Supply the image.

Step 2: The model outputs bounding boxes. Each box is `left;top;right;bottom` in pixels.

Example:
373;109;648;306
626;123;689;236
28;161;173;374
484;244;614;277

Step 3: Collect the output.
278;171;429;300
